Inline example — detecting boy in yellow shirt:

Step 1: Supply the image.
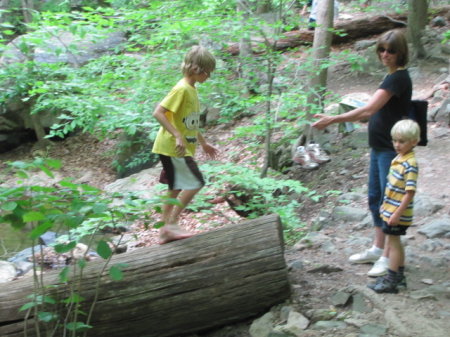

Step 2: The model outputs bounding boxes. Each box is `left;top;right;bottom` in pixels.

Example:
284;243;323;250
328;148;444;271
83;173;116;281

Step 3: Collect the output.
369;119;420;293
152;46;218;244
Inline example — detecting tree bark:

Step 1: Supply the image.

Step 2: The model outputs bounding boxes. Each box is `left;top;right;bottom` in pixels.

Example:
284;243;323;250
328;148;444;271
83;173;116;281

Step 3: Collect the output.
0;214;290;337
226;13;408;55
407;0;428;59
307;0;334;118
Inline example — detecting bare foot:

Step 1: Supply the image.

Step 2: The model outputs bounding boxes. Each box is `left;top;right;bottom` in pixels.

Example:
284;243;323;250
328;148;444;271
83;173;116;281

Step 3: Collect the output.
159;225;194;244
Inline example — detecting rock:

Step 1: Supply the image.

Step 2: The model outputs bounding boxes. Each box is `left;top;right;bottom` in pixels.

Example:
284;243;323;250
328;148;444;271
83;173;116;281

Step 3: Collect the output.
104;166;161;200
309;320;347;330
351;293;372;313
0;260;16;283
280;311;310;335
331;291;351;307
418;216;450;238
414;195;445;217
306;308;338;323
359;323;387;336
332;206;368;223
249;312;275;337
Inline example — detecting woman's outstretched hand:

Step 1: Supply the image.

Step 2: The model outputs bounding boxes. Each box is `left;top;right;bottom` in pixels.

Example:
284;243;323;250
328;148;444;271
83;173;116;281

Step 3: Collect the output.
312;114;334;130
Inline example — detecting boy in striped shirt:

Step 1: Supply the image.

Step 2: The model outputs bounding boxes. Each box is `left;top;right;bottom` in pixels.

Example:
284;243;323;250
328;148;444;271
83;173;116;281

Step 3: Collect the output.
369;119;420;293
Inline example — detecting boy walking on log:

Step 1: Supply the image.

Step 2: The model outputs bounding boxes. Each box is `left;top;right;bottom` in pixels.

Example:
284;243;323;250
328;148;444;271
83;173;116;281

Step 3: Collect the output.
368;119;420;293
152;46;218;244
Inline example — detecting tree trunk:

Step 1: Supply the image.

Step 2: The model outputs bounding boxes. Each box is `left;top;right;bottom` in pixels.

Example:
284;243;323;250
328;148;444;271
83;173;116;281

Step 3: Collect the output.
20;0;34;25
0;214;290;337
407;0;428;59
307;0;334;119
226;13;408;55
0;0;10;24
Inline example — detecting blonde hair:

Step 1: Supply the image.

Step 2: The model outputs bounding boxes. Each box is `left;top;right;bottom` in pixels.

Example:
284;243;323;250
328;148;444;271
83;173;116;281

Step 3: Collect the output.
181;46;216;76
391;119;420;142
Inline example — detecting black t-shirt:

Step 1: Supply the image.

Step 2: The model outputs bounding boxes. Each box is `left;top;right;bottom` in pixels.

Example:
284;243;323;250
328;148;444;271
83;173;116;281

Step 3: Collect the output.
368;69;412;150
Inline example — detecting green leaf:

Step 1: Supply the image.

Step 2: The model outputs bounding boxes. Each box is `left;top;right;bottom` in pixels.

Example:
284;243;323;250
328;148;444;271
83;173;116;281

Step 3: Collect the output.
59;266;70;283
153;221;165;229
19;302;36;312
63;293;85;304
38;311;57;322
65;322;92;331
54;241;77;253
38;165;54;178
23;211;45;222
29;222;53;239
1;201;17;211
96;240;112;259
109;265;124;281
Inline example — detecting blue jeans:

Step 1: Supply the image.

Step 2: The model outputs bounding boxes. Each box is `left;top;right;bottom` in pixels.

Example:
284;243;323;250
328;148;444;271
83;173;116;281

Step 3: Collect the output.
368;149;396;228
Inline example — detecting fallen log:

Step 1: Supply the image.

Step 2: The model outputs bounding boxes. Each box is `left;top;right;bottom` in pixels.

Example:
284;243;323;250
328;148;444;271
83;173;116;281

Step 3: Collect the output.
227;13;408;55
0;214;290;337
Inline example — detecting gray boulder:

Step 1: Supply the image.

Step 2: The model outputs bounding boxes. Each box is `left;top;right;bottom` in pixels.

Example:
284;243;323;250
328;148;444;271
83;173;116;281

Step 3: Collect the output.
418;216;450;238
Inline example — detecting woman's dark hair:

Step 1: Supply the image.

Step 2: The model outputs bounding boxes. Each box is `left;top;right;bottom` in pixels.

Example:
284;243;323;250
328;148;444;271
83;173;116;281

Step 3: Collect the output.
376;29;409;67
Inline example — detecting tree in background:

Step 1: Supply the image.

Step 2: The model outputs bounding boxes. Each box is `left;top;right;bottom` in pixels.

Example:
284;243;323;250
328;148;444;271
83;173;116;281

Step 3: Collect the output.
407;0;428;59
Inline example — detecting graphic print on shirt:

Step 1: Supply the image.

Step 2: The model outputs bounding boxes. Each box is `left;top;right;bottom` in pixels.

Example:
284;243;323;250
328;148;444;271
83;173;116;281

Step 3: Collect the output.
183;111;200;144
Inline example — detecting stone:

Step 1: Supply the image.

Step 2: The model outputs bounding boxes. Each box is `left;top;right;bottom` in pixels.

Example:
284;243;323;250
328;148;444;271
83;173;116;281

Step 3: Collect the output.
249;312;275;337
331;291;351;307
0;260;16;283
418;217;450;238
351;293;372;313
332;206;368;223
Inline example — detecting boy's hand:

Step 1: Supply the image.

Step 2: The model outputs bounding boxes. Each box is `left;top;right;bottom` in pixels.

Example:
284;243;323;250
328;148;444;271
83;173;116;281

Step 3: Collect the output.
175;136;186;156
387;213;400;226
201;143;218;159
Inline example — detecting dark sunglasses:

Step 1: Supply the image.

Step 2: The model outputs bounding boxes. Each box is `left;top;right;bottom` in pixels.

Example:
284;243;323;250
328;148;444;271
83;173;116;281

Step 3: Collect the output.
377;47;396;54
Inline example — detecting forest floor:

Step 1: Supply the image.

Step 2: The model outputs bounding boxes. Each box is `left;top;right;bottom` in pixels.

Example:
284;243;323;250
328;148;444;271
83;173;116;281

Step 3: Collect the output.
1;13;450;337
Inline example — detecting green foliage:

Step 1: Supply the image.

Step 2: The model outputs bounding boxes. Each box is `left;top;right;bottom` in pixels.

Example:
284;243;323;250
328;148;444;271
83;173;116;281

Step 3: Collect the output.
442;30;450;44
193;162;317;243
0;158;159;335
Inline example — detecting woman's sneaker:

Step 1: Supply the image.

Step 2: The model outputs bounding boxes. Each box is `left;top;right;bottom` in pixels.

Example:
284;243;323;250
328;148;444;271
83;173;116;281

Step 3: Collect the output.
367;257;389;277
348;249;381;264
293;146;319;170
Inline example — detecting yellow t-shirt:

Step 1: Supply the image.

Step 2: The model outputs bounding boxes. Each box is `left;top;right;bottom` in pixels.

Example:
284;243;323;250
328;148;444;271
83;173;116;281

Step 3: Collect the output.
152;78;200;157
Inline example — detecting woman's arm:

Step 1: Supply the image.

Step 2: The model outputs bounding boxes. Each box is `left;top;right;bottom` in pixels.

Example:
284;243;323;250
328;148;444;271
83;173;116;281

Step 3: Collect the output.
312;89;393;130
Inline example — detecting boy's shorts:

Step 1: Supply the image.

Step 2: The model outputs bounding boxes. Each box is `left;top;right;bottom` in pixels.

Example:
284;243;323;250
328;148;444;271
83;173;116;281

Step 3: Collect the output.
159;155;205;191
381;221;408;236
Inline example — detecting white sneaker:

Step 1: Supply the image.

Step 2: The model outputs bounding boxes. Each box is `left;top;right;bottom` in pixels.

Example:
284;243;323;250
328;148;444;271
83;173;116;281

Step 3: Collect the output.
348;249;381;264
367;257;389;277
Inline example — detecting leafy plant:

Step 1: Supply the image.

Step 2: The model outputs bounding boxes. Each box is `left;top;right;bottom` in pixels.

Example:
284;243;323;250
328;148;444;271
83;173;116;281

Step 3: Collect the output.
194;162;319;244
0;158;161;336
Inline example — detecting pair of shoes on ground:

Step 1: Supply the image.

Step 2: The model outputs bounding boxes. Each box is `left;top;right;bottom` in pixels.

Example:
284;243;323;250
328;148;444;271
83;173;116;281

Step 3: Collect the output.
293;143;330;170
349;249;388;277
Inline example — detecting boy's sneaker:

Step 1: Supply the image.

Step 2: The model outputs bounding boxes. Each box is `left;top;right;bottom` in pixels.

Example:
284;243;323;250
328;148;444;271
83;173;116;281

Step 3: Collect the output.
306;143;330;164
367;257;389;277
368;275;399;294
397;274;407;289
348;249;381;264
293;146;319;170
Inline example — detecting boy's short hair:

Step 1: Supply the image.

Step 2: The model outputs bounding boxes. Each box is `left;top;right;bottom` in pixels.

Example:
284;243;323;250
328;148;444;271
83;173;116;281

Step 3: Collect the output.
182;46;216;76
391;119;420;142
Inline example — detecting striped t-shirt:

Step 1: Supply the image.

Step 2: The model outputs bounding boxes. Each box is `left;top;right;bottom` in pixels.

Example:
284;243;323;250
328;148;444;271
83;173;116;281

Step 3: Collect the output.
380;151;418;226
